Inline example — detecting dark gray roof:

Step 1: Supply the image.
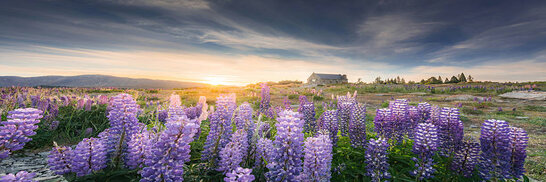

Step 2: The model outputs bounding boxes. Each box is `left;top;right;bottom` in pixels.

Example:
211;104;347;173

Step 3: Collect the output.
314;73;346;80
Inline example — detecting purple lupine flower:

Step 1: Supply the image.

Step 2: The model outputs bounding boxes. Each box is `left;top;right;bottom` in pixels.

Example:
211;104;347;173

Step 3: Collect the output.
417;102;431;122
219;129;249;173
84;99;93;111
301;134;332;182
478;119;511;180
451;138;480;177
255;138;274;167
411;123;439;180
301;102;316;133
258;83;274;118
283;96;292;110
1;171;36;182
365;138;390;182
0;108;43;159
125;130;150;169
167;105;185;123
77;99;85;110
320;110;339;146
84;128;93;136
202;94;237;165
104;94;142;160
225;167;255;182
156;108;168;123
98;95;108;105
37;99;49;112
374;109;394;139
298;95;308;113
169;94;182;107
17;95;25;108
257;122;271;138
390;99;411;141
71;137;108;177
348;104;366;148
337;96;356;136
437;107;464;156
140;121;199;182
265;110;305;181
48;142;72;175
49;120;60;131
508;127;528;179
234;103;254;143
183;106;200;120
428;106;441;124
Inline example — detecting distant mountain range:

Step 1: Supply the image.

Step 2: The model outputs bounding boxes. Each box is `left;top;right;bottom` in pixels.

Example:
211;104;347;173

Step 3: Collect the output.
0;75;208;89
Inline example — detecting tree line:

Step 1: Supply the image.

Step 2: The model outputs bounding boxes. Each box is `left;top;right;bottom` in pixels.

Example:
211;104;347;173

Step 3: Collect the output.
373;73;473;84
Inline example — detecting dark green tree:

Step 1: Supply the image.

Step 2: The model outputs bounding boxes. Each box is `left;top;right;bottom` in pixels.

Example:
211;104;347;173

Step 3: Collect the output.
459;73;467;82
450;76;459;83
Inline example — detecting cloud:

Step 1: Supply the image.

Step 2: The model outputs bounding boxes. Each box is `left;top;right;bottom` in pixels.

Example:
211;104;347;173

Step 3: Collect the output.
426;6;546;64
358;15;440;47
106;0;210;10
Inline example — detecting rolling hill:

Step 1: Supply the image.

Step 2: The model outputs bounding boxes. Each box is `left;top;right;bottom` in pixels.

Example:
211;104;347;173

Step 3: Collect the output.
0;75;208;89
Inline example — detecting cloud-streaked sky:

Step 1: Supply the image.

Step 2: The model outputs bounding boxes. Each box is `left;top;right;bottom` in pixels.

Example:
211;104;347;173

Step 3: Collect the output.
1;0;545;85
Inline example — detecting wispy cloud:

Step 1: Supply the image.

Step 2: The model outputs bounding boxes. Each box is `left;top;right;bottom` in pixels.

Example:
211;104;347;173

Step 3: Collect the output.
0;0;544;83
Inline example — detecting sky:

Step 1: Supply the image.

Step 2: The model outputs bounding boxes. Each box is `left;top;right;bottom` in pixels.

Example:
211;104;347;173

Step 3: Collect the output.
1;0;545;85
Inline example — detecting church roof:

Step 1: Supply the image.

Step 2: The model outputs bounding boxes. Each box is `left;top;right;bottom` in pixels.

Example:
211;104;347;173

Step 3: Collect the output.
313;73;346;80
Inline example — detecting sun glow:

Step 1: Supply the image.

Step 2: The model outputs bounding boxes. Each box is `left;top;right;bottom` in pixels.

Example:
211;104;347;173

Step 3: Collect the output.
202;76;230;85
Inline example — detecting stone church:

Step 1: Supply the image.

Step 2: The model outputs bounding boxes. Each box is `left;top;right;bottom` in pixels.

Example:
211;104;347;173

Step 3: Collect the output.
307;73;348;85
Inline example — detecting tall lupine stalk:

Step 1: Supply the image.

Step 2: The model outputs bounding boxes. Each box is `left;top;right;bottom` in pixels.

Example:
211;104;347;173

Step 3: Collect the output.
417;102;431;121
104;93;142;166
140;118;199;182
365;138;391;182
451;138;480;177
336;95;356;136
298;95;308;113
301;134;333;182
258;83;274;118
348;103;366;148
301;102;316;134
437;107;464;156
202;94;236;166
407;106;421;138
411;123;439;180
265;110;304;181
48;142;73;175
235;102;254;143
479;119;511;181
428;106;441;124
125;130;151;169
219;129;249;174
0;108;43;159
169;94;182;107
283;96;292;110
390;99;411;141
255;138;274;168
320;110;339;146
508;127;528;179
374;109;394;140
71;137;108;177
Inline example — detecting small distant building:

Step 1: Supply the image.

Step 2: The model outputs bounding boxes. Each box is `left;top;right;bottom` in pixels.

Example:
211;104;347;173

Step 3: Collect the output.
307;72;348;85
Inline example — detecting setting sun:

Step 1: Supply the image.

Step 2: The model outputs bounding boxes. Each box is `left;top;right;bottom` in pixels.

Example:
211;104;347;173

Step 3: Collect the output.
201;76;230;85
